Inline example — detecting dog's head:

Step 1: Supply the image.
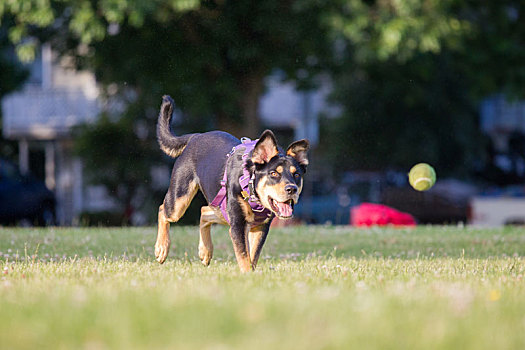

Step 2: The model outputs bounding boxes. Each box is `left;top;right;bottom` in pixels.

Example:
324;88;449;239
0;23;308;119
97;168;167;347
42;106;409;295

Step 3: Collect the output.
249;130;309;219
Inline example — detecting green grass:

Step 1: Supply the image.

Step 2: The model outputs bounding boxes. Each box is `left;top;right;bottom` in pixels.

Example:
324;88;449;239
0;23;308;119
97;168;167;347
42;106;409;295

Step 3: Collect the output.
1;225;525;349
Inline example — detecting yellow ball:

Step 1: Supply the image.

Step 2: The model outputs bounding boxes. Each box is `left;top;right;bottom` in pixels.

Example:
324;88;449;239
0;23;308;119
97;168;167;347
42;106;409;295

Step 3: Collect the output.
408;163;436;191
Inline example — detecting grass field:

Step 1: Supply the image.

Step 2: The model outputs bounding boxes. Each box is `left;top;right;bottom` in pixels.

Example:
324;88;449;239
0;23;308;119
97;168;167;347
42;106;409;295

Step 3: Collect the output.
1;225;525;349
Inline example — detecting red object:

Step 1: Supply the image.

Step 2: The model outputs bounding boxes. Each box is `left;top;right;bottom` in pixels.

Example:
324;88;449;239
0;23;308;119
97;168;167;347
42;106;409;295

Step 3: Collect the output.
351;203;416;227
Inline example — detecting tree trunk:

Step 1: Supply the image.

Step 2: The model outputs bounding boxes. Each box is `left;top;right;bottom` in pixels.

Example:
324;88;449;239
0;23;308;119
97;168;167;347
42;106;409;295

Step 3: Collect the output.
216;111;243;137
215;72;265;138
238;72;265;138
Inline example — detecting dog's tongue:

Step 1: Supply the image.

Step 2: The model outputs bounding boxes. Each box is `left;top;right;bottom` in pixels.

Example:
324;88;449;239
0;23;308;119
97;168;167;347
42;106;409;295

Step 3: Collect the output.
276;201;293;217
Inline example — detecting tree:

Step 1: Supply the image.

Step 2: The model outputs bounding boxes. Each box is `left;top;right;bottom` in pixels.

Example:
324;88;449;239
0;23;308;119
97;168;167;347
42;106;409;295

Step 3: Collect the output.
1;0;334;222
4;0;524;220
451;1;525;99
73;113;159;224
320;0;525;178
2;0;333;136
323;50;480;176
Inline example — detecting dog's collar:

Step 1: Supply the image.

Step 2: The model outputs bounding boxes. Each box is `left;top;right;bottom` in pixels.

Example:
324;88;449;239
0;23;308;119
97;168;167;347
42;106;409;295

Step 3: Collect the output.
210;137;273;224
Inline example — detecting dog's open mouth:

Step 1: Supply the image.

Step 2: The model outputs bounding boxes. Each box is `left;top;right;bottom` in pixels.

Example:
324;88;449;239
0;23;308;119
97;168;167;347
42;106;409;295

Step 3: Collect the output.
269;197;294;219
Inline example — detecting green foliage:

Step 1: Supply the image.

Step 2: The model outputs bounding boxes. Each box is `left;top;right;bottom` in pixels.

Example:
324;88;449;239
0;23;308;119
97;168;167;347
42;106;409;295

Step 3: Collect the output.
325;0;469;63
324;51;480;175
1;226;525;349
320;1;525;176
452;1;525;99
0;0;196;59
3;0;525;207
1;0;332;128
73;113;160;223
74;114;153;187
2;0;335;220
74;0;333;134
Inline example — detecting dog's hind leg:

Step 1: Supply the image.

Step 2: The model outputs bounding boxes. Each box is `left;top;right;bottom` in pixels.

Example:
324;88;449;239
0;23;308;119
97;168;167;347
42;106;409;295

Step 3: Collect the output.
155;203;172;264
155;175;199;264
198;206;225;266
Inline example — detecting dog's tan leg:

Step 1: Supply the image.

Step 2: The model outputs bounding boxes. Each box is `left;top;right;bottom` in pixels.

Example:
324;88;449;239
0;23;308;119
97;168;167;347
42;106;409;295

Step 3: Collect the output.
229;225;253;273
155;180;199;264
248;224;270;269
155;204;171;264
198;206;225;266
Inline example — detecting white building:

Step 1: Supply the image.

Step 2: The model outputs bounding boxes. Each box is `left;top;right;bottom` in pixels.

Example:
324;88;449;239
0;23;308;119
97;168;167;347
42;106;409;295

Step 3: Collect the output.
2;44;99;225
480;94;525;152
260;74;337;147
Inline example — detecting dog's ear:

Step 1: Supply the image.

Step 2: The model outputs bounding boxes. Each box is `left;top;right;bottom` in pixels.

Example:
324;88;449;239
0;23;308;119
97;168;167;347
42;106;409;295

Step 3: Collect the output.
286;139;309;168
252;130;279;164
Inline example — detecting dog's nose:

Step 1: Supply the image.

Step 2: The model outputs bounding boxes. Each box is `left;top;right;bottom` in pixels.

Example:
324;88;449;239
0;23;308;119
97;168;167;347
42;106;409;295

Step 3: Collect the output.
285;184;298;195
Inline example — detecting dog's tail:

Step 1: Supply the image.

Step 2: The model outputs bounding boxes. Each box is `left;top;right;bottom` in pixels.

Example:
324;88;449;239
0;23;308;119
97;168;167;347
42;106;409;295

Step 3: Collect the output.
157;95;196;158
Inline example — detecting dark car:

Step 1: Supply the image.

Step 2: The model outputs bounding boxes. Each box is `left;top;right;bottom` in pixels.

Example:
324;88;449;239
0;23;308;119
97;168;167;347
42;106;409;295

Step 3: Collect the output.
0;158;56;226
294;177;354;225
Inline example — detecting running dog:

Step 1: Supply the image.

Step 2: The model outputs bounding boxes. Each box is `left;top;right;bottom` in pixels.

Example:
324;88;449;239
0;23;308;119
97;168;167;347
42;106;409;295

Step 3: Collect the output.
155;95;309;272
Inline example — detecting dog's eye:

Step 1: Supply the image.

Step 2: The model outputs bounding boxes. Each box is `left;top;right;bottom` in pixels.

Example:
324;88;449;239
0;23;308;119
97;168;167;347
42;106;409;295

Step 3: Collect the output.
270;171;280;178
294;173;301;179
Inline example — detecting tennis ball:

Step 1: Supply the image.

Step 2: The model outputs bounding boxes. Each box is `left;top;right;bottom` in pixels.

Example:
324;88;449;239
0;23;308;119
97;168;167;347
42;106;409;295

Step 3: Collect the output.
408;163;436;191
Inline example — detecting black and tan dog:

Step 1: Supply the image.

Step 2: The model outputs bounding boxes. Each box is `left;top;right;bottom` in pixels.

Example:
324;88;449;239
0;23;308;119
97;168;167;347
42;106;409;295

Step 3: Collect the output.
155;95;309;272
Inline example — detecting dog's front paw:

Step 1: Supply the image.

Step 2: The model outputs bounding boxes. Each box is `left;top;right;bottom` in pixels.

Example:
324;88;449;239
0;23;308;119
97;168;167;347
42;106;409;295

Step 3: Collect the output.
155;239;171;264
198;243;213;266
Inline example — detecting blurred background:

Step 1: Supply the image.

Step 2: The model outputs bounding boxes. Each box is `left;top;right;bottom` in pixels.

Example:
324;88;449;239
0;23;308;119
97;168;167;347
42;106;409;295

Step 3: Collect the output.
1;0;524;227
